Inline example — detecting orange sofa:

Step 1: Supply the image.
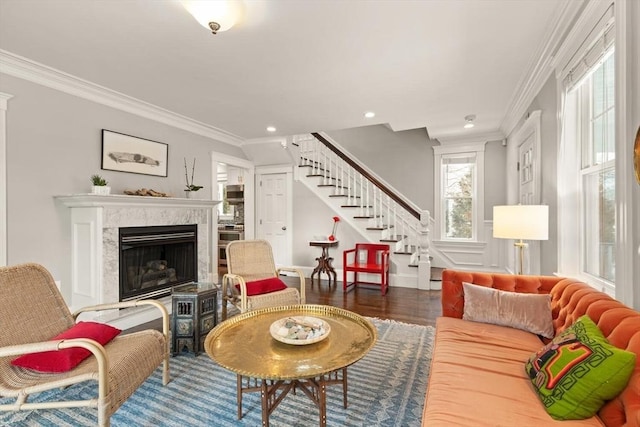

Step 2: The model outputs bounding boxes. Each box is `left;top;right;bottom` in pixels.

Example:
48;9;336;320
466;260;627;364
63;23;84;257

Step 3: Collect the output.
422;270;640;427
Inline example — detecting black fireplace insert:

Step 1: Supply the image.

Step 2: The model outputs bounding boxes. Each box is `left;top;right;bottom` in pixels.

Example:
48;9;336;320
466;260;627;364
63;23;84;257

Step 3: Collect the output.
119;224;197;301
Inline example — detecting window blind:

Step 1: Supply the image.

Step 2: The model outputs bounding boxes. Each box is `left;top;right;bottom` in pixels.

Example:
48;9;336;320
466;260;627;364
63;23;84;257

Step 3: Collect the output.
442;153;476;165
562;4;615;91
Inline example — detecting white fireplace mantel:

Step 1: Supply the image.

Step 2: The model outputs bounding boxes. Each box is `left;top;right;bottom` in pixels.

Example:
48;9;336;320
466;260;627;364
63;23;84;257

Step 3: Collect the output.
56;193;220;209
55;194;220;329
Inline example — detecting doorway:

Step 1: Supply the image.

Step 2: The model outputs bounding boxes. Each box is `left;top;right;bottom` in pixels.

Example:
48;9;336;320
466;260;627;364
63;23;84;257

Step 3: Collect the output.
256;166;293;267
513;110;542;274
211;152;254;281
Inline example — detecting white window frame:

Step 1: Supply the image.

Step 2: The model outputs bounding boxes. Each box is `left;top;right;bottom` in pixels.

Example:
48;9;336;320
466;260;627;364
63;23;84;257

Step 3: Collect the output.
433;141;486;242
578;51;616;286
556;0;619;296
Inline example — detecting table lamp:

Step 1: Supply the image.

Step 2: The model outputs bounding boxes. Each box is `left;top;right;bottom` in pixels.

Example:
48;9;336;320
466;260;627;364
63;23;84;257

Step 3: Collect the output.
493;205;549;275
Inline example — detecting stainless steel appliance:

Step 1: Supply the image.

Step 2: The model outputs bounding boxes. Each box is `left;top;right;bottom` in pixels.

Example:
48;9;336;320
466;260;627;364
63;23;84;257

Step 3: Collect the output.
226;184;244;204
218;225;245;273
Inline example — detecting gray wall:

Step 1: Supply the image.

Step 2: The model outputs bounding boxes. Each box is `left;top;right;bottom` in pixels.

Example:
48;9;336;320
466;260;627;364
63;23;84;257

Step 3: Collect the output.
326;125;435;213
291;181;362;272
510;74;558;275
328;125;508;225
1;75;246;299
484;140;508;220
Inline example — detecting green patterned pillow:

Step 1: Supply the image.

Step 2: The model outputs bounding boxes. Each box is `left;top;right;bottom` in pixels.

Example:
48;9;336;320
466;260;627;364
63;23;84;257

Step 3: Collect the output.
525;315;636;420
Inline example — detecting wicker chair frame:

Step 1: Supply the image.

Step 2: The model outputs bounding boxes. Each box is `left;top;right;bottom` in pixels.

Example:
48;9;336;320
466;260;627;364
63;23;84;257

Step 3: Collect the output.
221;240;305;320
0;263;170;427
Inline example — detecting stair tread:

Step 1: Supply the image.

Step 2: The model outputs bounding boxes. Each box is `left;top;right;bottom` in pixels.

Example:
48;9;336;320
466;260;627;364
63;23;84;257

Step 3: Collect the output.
366;225;395;230
381;238;403;243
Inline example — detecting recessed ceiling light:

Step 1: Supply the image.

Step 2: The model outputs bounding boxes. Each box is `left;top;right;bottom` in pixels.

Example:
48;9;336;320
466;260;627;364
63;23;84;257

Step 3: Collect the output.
364;111;376;119
266;126;276;132
464;114;476;129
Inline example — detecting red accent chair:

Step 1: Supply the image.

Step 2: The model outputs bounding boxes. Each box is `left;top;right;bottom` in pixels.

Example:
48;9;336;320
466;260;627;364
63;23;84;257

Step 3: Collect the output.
343;243;390;295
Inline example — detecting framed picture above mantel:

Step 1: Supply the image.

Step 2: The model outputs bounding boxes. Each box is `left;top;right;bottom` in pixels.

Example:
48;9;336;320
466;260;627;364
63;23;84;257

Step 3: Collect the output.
101;129;168;177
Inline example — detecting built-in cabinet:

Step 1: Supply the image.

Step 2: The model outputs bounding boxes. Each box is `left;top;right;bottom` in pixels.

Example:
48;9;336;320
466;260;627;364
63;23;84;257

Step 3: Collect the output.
226;167;245;185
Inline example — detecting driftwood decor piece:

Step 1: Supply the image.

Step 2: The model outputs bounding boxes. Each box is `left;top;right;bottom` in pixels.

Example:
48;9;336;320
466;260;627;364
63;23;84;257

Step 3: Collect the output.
124;188;171;197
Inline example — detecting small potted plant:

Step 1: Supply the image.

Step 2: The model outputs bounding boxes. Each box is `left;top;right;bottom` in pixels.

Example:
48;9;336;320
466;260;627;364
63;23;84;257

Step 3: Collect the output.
184;158;203;198
90;174;111;195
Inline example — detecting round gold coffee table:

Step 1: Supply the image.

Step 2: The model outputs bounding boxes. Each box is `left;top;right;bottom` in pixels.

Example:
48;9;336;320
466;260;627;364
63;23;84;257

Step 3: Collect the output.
204;304;377;427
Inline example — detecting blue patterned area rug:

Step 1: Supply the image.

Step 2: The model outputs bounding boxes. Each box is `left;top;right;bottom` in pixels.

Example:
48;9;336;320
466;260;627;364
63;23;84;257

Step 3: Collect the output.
1;318;434;427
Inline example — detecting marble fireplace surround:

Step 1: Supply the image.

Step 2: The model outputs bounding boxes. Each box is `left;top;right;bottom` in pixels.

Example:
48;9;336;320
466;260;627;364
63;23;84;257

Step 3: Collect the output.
56;194;219;330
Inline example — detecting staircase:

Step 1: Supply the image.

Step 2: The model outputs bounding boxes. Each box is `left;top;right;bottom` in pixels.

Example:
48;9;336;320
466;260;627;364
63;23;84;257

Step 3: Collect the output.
289;132;446;290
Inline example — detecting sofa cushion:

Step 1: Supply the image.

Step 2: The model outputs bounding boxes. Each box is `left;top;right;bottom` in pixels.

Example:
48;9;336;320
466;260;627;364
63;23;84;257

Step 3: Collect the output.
11;321;121;373
423;317;604;426
462;281;554;338
525;315;636;420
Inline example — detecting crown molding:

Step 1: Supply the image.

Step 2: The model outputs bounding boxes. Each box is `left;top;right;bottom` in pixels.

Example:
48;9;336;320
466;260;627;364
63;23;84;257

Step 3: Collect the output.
500;0;585;138
242;136;288;146
432;140;487;155
436;130;504;145
0;49;244;147
551;0;614;80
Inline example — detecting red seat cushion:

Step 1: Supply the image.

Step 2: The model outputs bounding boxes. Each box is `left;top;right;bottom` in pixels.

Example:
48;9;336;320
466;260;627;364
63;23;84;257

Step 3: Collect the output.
11;321;122;373
237;277;288;296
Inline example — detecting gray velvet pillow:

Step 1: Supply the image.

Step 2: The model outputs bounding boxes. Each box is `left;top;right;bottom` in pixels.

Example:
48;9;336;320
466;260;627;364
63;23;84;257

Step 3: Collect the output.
462;282;554;338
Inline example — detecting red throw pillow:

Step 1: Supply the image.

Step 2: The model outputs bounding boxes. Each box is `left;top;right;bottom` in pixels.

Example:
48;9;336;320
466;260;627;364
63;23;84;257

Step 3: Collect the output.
11;321;121;373
237;277;288;296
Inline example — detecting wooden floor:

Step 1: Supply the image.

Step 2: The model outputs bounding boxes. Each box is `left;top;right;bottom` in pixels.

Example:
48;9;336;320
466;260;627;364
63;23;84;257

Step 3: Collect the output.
126;278;442;333
302;278;442;327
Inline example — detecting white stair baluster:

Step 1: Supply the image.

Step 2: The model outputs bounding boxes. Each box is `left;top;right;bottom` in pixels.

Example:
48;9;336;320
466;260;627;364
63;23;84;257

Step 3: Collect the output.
360;174;365;216
339;157;345;196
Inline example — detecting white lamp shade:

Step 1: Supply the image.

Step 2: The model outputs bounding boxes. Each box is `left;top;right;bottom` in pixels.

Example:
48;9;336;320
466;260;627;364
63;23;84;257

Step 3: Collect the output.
493;205;549;241
181;0;241;32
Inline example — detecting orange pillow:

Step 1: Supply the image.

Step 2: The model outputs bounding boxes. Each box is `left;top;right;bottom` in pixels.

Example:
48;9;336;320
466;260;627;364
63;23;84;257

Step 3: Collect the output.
237;277;288;296
11;321;121;373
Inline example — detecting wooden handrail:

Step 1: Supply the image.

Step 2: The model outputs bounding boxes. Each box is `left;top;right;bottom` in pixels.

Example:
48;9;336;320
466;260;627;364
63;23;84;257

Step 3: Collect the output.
311;132;420;219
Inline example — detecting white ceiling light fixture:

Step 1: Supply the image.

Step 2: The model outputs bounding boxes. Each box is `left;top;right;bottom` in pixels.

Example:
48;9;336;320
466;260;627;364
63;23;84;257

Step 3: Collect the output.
266;126;276;132
464;114;476;129
181;0;241;35
364;111;376;119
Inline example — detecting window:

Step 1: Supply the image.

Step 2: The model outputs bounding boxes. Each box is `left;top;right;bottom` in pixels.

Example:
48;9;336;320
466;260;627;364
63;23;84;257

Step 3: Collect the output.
442;154;475;239
578;51;616;282
217;181;235;220
557;5;616;293
433;142;485;242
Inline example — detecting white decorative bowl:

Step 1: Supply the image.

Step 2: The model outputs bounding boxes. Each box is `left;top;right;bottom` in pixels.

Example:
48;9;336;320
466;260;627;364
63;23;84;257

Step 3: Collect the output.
270;316;330;345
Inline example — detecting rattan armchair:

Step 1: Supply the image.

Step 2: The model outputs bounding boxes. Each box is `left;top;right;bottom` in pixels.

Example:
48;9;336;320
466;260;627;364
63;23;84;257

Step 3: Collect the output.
0;263;170;427
221;239;305;320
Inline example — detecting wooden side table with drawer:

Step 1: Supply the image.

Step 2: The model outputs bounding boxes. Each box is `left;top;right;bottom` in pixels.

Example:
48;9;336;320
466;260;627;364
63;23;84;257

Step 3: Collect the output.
171;282;218;356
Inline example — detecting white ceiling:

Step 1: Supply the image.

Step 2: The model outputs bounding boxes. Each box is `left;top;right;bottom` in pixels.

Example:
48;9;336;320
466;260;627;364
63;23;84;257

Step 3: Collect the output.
0;0;571;143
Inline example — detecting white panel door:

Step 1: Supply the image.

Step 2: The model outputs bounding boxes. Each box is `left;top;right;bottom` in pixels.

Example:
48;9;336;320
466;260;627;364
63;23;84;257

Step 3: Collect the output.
518;132;536;205
257;173;290;266
517;115;542;274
